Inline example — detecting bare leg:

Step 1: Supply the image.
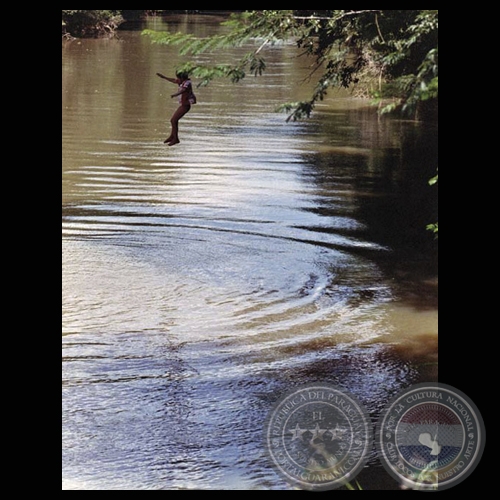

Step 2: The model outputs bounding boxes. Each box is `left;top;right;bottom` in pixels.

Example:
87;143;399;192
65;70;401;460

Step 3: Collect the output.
165;105;191;145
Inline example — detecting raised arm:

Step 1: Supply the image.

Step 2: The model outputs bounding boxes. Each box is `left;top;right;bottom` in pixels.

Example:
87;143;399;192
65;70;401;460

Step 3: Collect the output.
156;73;179;84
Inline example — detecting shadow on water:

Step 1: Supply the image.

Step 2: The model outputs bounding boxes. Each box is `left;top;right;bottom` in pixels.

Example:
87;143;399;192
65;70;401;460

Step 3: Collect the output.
301;106;438;311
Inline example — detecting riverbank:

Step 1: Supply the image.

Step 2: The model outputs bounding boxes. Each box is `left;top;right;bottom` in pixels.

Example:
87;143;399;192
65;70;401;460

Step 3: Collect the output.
63;11;238;39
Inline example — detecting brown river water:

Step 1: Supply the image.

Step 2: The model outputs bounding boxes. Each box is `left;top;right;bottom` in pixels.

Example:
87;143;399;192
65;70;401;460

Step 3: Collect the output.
62;15;438;490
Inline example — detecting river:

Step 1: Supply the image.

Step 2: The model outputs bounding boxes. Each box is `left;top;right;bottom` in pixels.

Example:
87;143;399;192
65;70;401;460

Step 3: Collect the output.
62;15;438;490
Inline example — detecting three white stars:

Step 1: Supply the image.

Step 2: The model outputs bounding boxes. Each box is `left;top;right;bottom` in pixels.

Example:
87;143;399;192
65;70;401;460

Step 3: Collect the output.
290;423;347;442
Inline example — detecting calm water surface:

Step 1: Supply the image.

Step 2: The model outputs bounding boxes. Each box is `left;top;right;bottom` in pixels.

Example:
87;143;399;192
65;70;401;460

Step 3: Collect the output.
62;16;438;490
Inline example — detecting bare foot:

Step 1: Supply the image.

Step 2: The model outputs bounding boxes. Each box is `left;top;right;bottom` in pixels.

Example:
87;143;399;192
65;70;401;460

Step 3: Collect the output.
164;137;173;144
168;139;180;146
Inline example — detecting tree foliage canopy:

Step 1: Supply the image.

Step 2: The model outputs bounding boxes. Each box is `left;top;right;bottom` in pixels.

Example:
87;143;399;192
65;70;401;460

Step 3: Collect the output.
143;10;438;120
62;10;124;38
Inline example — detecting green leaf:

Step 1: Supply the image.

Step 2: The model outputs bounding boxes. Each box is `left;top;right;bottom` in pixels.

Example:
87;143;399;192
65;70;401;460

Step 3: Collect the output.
429;170;438;186
427;223;439;237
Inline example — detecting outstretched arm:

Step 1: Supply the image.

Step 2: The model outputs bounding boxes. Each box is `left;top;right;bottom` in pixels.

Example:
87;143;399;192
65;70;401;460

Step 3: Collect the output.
156;73;179;84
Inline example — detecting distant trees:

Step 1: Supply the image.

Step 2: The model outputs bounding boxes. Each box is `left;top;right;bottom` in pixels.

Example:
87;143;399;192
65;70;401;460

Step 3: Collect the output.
121;10;201;19
62;10;124;38
62;10;221;37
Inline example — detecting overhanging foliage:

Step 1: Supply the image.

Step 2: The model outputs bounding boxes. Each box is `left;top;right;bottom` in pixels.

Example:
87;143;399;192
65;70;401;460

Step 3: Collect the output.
143;10;438;120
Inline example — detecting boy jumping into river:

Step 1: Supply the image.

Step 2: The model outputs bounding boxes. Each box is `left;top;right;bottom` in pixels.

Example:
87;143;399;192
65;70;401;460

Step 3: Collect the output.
156;71;197;146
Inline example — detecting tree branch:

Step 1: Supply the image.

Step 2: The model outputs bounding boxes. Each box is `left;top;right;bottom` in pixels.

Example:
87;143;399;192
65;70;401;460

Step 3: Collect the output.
255;38;270;55
293;10;382;21
375;14;386;44
300;60;324;84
